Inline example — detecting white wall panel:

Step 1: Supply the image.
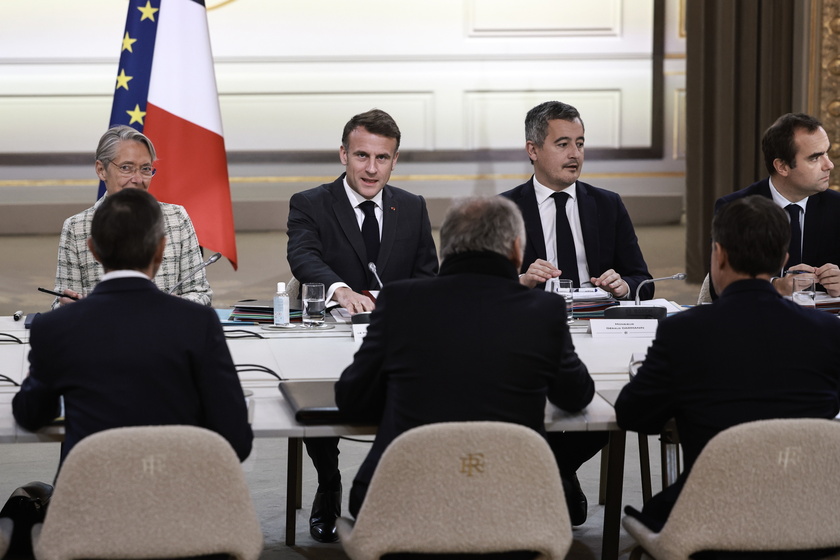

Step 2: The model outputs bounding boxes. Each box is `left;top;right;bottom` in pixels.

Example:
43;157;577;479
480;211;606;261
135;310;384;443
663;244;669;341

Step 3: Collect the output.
465;91;621;149
219;92;434;151
1;1;125;61
1;0;658;153
0;96;111;153
468;0;622;37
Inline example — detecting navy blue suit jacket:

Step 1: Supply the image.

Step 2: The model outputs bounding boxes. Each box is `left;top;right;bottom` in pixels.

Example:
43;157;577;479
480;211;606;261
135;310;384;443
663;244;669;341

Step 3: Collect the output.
500;178;653;299
13;277;253;463
335;251;595;516
716;178;840;269
287;174;439;291
615;279;840;529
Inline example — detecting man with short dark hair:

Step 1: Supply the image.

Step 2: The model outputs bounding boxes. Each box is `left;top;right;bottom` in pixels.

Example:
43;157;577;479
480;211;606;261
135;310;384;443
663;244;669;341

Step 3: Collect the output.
501;100;653;298
616;195;840;532
14;188;252;465
286;108;439;542
336;196;596;523
500;100;653;521
715;113;840;297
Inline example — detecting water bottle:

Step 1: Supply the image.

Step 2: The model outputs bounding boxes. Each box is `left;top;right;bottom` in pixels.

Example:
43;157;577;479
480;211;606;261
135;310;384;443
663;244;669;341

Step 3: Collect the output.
273;282;290;326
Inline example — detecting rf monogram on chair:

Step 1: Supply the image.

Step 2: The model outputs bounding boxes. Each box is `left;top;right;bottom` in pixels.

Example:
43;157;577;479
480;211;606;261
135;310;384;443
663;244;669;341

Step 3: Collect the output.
459;452;485;476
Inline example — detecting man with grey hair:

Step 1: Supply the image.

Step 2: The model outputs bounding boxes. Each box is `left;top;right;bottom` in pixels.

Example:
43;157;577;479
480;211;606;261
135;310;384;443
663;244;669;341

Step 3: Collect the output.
336;196;596;524
52;125;212;307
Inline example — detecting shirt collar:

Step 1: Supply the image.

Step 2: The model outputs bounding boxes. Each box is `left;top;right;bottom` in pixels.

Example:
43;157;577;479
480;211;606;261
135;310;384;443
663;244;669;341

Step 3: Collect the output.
343;176;384;209
533;175;577;206
101;270;152;282
768;177;808;213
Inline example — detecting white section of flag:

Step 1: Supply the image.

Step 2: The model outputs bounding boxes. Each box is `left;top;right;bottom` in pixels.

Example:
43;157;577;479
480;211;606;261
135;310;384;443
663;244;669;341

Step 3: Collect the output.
147;0;223;135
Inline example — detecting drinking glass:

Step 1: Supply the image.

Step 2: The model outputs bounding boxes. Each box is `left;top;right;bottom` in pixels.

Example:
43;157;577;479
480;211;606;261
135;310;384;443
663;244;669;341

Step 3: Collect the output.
301;283;326;326
791;275;816;309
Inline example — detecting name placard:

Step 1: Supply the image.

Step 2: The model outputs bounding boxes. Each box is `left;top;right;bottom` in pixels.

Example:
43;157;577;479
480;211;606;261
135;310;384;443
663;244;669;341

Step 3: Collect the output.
351;312;371;341
590;319;658;338
352;323;369;340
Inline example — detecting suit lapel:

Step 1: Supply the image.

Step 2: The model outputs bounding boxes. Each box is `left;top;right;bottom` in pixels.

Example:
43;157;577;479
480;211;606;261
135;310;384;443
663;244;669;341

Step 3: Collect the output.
378;187;397;271
803;191;823;264
329;179;368;266
518;180;547;261
576;182;601;278
758;178;821;265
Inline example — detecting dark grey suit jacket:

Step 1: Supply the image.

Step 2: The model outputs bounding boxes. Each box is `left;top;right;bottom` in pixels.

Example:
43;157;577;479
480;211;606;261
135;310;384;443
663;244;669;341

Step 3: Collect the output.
13;277;253;463
716;178;840;270
615;279;840;530
287;174;439;292
500;178;653;299
336;251;595;517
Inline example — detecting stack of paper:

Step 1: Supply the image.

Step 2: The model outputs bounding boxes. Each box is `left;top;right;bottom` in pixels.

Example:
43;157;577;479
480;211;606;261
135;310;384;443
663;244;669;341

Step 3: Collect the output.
229;300;302;324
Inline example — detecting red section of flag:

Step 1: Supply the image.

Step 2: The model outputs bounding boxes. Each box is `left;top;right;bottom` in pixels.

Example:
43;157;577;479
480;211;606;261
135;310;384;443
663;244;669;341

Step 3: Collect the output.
144;103;238;269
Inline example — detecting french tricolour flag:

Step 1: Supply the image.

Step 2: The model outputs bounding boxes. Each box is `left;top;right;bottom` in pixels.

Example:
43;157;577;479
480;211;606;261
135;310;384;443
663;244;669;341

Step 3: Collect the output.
103;0;238;269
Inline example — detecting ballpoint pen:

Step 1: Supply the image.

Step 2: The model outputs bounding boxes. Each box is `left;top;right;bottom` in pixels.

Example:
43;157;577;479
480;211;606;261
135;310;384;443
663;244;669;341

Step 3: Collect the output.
38;287;80;301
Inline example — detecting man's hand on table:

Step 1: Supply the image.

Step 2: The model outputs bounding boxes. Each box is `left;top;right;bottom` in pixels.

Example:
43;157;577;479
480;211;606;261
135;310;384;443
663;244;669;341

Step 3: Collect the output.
334;287;375;313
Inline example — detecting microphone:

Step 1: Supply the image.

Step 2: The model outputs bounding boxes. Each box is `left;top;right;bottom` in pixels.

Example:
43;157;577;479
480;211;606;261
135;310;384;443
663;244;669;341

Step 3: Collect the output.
168;252;221;295
368;262;384;290
635;273;687;306
604;273;686;320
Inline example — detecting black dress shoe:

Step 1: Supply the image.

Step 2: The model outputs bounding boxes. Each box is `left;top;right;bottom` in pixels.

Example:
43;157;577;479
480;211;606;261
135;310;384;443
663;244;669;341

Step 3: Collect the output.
562;474;588;527
309;486;341;543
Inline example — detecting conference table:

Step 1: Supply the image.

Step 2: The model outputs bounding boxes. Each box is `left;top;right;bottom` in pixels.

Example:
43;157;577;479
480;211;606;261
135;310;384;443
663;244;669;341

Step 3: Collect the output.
0;314;654;560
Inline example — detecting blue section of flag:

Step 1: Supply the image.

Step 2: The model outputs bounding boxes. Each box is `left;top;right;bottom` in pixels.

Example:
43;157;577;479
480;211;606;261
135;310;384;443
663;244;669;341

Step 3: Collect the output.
99;0;161;199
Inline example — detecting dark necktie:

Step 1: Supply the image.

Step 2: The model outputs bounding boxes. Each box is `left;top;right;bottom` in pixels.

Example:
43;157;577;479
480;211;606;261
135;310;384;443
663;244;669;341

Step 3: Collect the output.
785;204;802;268
360;200;380;264
552;192;580;287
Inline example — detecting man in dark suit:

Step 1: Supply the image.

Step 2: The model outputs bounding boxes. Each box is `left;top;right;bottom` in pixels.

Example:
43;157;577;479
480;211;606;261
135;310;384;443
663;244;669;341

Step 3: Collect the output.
286;108;438;542
336;196;596;525
616;195;840;532
13;188;252;465
500;100;653;299
714;113;840;298
500;101;651;517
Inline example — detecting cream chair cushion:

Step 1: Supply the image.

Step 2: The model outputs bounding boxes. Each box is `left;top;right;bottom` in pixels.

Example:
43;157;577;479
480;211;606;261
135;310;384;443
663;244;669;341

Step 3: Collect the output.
31;425;263;560
623;418;840;560
337;421;571;560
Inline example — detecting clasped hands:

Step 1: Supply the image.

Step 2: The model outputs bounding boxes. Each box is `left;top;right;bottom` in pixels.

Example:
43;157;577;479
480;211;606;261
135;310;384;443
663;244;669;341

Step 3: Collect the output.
518;259;630;298
773;263;840;297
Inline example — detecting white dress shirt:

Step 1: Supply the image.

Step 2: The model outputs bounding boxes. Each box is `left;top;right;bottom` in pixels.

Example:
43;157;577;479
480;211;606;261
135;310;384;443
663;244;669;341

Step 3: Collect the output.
325;179;384;303
533;176;592;287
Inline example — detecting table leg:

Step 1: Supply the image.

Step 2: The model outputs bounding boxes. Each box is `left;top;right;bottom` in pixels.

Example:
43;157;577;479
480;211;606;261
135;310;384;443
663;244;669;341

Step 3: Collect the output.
639;433;652;503
286;437;303;546
601;429;626;560
598;440;610;505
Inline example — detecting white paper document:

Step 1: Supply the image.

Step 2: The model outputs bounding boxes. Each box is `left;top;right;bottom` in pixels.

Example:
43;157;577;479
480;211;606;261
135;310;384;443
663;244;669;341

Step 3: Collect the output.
544;280;612;300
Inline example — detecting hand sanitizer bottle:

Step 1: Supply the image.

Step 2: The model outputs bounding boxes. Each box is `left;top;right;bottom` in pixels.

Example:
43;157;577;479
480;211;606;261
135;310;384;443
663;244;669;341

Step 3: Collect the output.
274;282;290;326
